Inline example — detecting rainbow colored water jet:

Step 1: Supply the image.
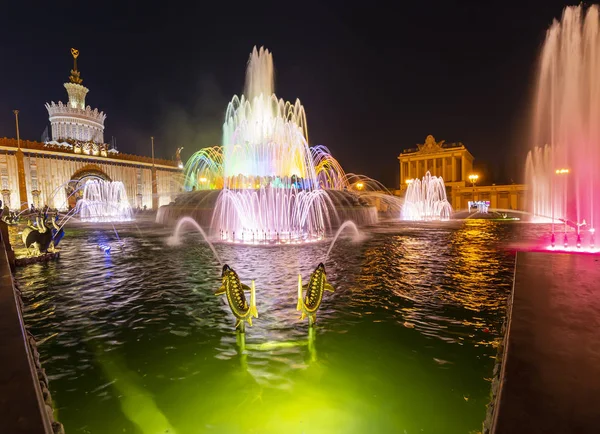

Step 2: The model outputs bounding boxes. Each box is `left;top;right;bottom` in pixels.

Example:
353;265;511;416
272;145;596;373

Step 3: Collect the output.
182;47;383;243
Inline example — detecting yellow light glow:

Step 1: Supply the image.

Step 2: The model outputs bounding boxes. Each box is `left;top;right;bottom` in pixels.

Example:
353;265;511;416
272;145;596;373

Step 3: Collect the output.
356;182;364;190
200;177;208;183
405;179;414;185
468;174;479;183
555;168;569;174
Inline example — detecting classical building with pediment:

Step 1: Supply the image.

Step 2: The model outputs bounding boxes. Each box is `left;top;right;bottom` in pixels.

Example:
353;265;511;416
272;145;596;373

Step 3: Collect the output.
0;49;183;211
398;135;526;211
398;135;474;186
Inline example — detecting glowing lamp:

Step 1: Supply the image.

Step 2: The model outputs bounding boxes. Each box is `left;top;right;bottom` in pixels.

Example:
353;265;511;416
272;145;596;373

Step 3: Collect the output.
468;174;479;184
356;182;364;190
405;179;414;185
200;177;208;183
555;168;570;174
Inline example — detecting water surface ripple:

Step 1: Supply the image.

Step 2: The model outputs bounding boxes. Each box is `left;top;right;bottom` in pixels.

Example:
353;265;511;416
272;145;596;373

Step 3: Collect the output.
17;220;520;434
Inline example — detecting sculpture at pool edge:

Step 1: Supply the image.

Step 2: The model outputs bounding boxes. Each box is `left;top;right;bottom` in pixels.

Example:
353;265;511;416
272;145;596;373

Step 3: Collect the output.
297;263;335;326
215;264;258;332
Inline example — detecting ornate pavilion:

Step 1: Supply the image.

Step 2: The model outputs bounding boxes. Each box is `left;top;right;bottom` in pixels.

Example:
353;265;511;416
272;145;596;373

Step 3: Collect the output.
0;49;182;211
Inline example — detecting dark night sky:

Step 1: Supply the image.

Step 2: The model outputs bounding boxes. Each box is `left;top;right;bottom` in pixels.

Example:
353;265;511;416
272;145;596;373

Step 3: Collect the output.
0;1;576;187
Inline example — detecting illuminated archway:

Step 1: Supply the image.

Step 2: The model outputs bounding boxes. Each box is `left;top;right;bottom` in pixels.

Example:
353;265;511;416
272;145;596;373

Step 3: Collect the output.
67;164;112;209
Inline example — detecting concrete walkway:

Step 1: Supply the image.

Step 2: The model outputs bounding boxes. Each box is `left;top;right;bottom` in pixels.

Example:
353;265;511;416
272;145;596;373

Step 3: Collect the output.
493;251;600;433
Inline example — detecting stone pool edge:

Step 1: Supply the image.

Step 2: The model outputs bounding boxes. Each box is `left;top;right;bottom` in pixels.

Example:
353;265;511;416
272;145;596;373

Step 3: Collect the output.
481;253;516;434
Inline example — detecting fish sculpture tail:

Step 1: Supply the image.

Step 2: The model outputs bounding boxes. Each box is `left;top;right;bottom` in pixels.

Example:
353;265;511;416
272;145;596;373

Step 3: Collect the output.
249;280;258;319
296;274;304;312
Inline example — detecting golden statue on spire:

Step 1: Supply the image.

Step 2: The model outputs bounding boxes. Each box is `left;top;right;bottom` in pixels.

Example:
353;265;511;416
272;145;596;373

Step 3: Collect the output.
69;48;83;85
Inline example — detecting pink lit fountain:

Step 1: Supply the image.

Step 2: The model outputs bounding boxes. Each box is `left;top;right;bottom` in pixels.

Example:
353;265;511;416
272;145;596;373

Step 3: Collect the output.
525;5;600;253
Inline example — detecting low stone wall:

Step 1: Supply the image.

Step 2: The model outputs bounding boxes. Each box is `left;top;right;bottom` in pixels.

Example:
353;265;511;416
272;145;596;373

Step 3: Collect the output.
13;280;65;434
15;252;60;267
482;260;516;434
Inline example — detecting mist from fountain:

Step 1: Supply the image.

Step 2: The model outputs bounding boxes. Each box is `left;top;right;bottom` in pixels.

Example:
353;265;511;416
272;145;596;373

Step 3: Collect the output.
401;172;452;221
526;5;600;249
77;180;133;222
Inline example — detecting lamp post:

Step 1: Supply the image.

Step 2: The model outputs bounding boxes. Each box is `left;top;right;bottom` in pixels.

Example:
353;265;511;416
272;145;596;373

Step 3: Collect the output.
151;136;155;167
554;168;570;247
468;174;478;210
13;110;20;150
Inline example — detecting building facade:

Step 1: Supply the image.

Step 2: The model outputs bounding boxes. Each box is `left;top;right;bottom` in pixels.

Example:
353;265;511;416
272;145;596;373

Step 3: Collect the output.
398;135;474;188
398;135;527;211
2;49;182;211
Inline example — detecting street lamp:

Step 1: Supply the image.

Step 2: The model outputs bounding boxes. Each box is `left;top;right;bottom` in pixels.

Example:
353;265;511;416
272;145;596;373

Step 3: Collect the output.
405;178;414;185
468;174;479;209
356;182;364;191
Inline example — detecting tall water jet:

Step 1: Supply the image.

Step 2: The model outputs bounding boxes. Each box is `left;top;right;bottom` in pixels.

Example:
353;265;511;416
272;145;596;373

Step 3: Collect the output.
402;172;452;221
526;5;600;237
77;180;133;222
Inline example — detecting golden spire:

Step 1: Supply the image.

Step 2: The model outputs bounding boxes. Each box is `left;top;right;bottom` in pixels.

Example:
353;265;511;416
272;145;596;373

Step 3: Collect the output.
69;48;83;85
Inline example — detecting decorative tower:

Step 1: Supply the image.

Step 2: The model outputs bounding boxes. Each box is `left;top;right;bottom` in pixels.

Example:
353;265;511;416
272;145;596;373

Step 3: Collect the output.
45;48;107;146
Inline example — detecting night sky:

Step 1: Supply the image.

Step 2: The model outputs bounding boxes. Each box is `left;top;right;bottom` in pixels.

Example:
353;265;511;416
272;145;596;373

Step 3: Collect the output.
0;1;576;187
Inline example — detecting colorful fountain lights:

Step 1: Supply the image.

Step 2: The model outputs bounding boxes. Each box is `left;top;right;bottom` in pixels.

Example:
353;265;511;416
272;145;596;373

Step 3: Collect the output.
184;47;380;244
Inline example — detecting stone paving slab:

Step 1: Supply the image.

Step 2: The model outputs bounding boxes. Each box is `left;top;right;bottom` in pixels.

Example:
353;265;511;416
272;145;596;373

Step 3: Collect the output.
493;251;600;433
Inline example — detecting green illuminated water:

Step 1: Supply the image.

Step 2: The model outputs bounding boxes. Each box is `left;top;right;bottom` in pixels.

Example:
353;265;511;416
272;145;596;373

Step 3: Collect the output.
17;220;516;433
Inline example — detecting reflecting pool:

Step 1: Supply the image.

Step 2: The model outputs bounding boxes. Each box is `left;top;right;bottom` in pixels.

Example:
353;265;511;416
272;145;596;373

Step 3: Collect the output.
17;220;519;433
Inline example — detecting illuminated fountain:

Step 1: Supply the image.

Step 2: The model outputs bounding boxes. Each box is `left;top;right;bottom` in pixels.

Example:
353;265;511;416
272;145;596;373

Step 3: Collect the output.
402;172;452;221
159;47;381;242
77;180;133;222
525;5;600;251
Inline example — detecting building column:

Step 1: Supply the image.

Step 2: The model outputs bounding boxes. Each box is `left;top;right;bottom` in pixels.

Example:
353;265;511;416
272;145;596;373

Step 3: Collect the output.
15;149;28;211
152;167;158;210
451;157;456;182
510;190;518;210
433;158;437;177
461;155;466;182
442;158;446;180
399;160;403;188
